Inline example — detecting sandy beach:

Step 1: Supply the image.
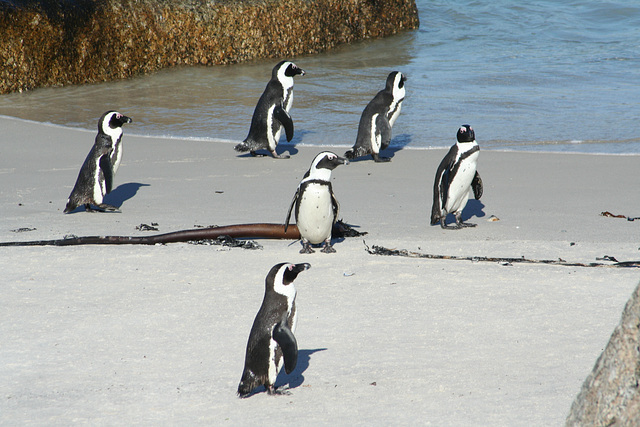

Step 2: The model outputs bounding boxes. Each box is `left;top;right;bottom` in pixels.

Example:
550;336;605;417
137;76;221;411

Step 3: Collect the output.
1;115;639;425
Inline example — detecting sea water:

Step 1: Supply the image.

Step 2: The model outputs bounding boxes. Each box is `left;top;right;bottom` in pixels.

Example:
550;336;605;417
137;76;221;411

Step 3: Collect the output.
1;0;639;154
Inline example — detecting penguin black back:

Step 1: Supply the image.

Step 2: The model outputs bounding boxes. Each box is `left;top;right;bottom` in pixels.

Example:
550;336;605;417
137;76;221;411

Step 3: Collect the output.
64;111;132;213
345;71;406;162
235;61;305;159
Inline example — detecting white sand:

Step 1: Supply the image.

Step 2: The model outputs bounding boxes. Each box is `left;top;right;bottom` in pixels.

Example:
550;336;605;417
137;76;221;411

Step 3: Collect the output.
1;115;639;425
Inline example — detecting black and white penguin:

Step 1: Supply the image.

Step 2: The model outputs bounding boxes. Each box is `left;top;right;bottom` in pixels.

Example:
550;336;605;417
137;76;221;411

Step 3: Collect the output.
284;152;348;253
235;60;305;159
430;124;483;229
345;71;406;162
64;111;132;213
238;262;311;397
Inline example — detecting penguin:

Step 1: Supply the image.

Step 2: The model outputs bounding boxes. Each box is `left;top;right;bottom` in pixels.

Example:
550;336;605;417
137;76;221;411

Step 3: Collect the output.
284;151;348;253
235;60;305;159
345;71;406;162
238;262;311;397
63;111;132;213
430;124;483;229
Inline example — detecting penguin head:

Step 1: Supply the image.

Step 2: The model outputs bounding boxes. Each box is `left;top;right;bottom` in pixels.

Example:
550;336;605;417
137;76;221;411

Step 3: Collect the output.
268;262;311;298
305;151;349;181
273;61;306;83
98;111;132;135
457;125;475;143
386;71;407;97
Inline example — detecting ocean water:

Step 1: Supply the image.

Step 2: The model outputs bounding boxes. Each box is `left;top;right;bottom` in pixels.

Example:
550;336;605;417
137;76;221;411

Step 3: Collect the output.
1;0;639;154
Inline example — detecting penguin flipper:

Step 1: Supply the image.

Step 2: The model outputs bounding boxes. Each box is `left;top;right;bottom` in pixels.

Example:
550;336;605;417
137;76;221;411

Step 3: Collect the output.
284;188;299;232
440;167;451;212
274;104;294;142
272;321;298;374
430;159;452;225
430;168;446;225
99;154;114;194
330;184;340;224
472;171;483;200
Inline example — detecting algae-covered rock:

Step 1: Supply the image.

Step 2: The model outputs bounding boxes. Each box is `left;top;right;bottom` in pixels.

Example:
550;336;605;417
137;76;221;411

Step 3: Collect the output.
0;0;419;93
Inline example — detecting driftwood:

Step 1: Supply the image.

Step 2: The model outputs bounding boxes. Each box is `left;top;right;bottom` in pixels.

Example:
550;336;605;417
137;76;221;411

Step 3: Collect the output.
0;223;300;247
0;221;367;247
364;242;640;268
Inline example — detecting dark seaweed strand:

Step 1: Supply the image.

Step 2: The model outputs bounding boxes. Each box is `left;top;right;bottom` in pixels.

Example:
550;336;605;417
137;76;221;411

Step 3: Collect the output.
363;242;640;269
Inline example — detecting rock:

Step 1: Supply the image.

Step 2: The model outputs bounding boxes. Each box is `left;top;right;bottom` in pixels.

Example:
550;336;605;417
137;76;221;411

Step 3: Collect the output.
566;281;640;426
0;0;419;94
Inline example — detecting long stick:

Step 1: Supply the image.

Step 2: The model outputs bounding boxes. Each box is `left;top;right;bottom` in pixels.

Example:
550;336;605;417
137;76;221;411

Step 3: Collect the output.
0;223;300;247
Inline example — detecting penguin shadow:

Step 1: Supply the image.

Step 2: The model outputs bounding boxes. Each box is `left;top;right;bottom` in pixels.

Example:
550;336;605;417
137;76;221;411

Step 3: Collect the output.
275;348;327;391
103;182;150;208
285;129;314;150
455;199;486;224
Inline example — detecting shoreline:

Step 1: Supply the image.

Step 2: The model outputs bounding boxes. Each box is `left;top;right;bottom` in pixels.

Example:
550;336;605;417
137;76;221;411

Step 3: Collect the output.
3;114;639;156
1;116;640;424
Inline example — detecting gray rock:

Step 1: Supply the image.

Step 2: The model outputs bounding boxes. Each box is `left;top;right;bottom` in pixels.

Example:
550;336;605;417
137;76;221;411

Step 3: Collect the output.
566;281;640;426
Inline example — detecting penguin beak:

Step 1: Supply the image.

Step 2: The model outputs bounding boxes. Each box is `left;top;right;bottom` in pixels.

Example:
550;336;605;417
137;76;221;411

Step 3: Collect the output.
121;115;132;124
292;263;311;272
337;156;349;166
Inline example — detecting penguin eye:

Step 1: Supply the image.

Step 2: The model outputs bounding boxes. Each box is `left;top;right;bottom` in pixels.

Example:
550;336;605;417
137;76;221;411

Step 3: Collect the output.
287;265;293;271
327;154;336;160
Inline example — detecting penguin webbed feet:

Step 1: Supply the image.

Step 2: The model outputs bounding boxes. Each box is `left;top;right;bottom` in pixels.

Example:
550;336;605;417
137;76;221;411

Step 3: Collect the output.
84;203;120;213
299;240;315;254
267;384;292;396
321;240;336;253
439;214;477;229
372;153;391;163
269;150;290;159
455;212;477;229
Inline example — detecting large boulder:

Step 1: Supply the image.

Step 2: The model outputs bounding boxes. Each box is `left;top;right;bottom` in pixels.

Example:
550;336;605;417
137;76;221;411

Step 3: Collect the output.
0;0;419;94
566;282;640;426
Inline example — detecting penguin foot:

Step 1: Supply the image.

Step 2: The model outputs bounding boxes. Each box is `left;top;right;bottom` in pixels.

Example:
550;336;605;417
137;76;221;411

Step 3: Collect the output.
267;385;292;396
96;203;120;212
441;223;462;230
372;154;391;163
439;219;463;230
300;242;315;254
270;150;290;159
321;243;336;253
249;151;267;157
458;222;477;228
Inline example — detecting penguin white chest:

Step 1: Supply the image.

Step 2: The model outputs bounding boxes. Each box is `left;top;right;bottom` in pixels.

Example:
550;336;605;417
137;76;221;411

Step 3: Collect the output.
93;157;106;203
388;99;403;128
446;149;479;213
297;183;334;244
